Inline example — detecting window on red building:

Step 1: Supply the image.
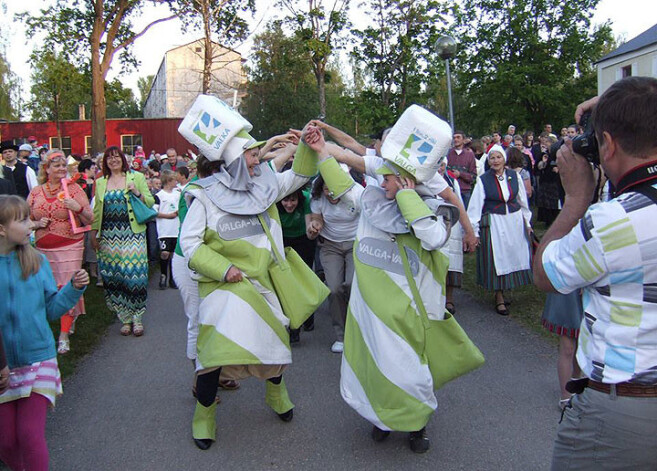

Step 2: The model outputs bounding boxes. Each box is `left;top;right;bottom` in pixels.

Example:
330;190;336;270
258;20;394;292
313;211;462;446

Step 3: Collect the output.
121;134;143;156
85;136;92;156
50;137;72;156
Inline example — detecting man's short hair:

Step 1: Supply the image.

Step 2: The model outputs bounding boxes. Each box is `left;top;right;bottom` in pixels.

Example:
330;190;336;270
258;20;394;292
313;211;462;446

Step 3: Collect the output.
176;166;190;178
453;130;466;138
593;76;657;159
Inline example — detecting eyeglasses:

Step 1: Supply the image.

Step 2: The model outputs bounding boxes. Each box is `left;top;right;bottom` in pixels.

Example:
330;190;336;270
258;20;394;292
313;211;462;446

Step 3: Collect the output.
107;154;122;160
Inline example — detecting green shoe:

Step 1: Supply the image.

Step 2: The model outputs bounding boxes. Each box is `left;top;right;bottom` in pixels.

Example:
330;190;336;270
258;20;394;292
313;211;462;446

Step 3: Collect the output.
265;378;295;421
192;401;217;444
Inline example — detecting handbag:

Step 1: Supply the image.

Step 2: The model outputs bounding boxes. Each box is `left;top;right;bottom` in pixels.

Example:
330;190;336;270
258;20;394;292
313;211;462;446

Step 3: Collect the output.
129;192;157;224
258;214;330;329
397;239;485;390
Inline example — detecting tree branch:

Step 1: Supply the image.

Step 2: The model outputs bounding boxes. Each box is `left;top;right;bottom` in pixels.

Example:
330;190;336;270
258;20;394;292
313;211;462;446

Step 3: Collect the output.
114;13;179;53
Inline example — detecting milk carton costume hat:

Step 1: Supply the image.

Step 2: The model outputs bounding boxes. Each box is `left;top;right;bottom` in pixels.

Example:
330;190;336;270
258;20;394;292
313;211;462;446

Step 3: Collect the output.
178;95;265;165
379;105;452;183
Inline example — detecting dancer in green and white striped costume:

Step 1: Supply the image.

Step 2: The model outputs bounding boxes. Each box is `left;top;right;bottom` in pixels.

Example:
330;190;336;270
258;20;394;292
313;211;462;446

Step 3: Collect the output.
178;97;320;450
306;105;457;453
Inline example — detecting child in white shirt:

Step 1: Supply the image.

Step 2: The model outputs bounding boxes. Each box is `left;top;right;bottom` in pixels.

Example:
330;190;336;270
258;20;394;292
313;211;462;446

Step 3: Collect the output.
154;170;180;289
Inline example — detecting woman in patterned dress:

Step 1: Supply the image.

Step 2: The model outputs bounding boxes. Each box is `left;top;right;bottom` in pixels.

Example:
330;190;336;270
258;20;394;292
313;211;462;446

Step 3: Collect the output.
91;146;154;336
28;149;93;354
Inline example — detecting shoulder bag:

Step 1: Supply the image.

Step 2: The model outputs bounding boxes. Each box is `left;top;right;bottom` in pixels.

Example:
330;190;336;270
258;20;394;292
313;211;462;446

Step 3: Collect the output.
258;213;329;329
397;238;485;390
129;192;157;224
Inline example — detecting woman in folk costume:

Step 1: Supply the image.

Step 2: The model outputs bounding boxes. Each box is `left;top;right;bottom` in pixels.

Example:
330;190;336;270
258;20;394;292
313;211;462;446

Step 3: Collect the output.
307;106;459;453
178;96;320;450
466;145;533;315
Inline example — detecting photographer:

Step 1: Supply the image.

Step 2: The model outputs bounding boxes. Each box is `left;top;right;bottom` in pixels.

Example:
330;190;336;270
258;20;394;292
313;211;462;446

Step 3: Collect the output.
533;77;657;469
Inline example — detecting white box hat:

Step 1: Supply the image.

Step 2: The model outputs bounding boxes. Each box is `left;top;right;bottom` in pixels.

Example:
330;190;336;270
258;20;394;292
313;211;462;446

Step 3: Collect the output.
380;105;452;183
178;95;263;165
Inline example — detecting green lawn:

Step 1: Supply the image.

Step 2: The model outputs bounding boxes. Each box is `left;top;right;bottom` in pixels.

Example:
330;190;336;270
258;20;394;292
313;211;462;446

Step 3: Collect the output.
49;282;116;378
459;222;555;341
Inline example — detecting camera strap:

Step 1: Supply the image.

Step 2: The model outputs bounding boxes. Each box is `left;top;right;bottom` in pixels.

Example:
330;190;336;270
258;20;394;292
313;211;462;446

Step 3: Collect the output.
613;160;657;202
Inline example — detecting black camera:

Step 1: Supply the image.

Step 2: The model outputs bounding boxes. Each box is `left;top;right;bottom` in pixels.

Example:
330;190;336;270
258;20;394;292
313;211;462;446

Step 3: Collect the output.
548;112;599;165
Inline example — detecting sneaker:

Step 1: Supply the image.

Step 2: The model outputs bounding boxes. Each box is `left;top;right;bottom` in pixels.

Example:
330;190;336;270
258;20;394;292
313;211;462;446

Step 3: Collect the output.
159;274;167;290
169;276;178;289
409;428;430;453
331;341;344;353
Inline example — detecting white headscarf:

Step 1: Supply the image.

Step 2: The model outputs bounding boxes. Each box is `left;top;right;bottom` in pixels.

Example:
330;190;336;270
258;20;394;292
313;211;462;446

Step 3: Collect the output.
487;144;506;163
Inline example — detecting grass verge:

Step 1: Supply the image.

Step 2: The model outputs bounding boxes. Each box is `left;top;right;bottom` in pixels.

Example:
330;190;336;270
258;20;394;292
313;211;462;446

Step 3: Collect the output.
460;222;555;342
49;282;115;379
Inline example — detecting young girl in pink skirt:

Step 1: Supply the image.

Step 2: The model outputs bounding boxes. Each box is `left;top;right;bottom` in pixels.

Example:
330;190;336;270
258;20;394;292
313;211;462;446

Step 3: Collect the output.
0;195;88;471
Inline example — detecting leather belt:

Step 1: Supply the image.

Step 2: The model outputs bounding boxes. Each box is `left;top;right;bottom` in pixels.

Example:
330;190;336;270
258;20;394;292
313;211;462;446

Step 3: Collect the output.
588;380;657;398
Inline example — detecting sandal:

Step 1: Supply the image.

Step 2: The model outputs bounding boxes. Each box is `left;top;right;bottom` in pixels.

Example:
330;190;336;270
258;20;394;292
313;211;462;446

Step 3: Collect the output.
495;303;509;316
120;323;132;336
132;323;144;337
57;339;70;354
445;302;456;315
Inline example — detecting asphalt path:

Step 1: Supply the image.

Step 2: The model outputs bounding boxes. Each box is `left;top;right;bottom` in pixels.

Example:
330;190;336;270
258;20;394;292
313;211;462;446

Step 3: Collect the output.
46;276;561;470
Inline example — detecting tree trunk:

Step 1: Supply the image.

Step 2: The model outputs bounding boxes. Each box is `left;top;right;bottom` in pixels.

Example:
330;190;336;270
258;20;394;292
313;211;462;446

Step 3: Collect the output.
90;48;107;156
317;69;326;119
90;1;106;157
54;93;62;148
202;0;212;95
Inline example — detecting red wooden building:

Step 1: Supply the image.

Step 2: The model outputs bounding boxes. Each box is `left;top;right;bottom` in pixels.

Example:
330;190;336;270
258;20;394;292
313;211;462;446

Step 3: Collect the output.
0;118;193;156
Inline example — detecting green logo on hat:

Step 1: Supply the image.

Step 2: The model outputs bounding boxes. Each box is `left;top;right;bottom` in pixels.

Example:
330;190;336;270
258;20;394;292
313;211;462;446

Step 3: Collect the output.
399;133;434;165
193;112;222;145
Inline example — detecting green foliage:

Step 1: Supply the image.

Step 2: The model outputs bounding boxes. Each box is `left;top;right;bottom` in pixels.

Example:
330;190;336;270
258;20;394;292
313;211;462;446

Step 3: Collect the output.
350;0;448;132
452;0;614;136
27;48;90;121
173;0;256;47
105;79;141;118
346;0;457;135
28;48;141;120
137;75;154;110
0;51;20;121
279;0;350;116
242;22;351;139
19;0;151;71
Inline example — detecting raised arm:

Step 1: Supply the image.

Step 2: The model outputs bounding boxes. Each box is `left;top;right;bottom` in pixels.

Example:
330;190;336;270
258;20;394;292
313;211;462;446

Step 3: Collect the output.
309;120;368;156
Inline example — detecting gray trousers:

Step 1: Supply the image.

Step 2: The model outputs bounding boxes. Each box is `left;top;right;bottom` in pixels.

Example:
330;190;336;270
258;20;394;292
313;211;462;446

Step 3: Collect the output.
551;387;657;470
318;238;354;342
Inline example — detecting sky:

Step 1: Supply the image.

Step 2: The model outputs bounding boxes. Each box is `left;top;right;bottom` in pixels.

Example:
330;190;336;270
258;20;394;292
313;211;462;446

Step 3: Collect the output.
3;0;656;103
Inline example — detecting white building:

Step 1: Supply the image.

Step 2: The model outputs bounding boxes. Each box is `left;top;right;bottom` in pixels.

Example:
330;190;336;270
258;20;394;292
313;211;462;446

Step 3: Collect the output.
143;39;247;118
596;23;657;95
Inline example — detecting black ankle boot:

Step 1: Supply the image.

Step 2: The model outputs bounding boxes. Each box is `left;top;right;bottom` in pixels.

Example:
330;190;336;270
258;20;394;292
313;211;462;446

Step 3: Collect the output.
409;427;430;453
194;438;213;450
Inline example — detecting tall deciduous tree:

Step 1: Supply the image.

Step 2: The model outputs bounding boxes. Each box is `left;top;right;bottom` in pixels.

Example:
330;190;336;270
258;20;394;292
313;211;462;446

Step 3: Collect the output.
350;0;447;130
171;0;255;94
28;48;89;141
280;0;349;118
452;0;612;135
21;0;177;155
242;21;350;139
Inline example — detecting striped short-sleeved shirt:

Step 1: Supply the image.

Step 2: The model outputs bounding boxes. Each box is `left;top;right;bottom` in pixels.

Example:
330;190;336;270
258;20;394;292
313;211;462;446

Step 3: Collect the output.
542;185;657;385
